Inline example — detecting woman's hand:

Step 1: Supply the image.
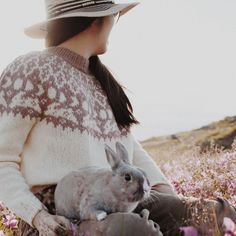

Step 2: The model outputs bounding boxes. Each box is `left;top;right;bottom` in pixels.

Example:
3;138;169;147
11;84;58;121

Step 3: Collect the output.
32;209;72;236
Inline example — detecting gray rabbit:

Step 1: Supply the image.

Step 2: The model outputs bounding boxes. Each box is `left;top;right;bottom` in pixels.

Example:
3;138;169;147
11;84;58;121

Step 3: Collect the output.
54;142;151;221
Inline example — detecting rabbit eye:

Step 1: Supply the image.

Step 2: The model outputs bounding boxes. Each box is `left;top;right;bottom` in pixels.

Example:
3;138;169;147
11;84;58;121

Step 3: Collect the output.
125;174;131;181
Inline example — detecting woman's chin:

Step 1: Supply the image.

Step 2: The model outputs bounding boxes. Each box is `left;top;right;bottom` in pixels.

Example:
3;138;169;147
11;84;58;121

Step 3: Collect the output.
95;44;108;55
96;50;107;56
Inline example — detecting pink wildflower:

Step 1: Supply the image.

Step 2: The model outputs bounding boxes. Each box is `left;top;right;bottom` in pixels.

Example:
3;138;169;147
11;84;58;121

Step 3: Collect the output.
223;217;236;236
3;214;18;229
0;231;5;236
71;222;78;236
160;146;236;206
180;226;198;236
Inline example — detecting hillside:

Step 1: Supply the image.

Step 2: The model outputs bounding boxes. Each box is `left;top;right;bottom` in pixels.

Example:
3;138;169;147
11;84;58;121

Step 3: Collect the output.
141;115;236;208
141;116;236;162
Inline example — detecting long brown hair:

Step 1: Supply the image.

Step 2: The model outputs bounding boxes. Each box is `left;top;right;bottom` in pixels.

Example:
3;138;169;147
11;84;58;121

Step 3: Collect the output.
45;17;139;130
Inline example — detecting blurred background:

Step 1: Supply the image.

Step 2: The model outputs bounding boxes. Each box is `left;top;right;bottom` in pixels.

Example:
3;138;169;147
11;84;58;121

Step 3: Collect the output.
0;0;235;141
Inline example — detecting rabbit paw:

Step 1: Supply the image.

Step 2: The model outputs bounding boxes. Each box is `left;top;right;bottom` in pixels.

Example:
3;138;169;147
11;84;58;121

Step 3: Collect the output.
95;211;107;221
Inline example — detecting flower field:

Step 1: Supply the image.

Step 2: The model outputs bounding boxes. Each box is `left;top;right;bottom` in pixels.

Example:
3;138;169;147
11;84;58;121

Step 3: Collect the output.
0;202;19;236
160;141;236;207
0;140;235;235
158;140;236;235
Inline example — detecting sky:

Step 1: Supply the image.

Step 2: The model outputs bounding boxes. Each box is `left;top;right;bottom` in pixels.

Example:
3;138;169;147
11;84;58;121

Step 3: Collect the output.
0;0;236;141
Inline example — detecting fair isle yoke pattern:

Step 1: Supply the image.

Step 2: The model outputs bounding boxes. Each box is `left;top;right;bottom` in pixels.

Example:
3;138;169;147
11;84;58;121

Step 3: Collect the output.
0;47;129;140
0;46;170;226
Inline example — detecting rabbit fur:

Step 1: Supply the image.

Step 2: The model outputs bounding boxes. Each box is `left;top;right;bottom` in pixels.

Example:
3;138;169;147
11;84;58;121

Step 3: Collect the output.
54;142;151;221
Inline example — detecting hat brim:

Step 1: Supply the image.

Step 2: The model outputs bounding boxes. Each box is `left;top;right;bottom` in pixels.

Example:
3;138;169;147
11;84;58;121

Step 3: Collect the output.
24;2;139;39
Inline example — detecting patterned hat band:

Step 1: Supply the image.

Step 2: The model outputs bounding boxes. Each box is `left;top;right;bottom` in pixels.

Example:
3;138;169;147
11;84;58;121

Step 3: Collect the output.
24;0;139;38
48;0;115;18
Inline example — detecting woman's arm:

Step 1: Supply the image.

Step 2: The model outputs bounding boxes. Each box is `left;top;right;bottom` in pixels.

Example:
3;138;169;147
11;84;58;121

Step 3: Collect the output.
0;55;44;226
131;134;177;195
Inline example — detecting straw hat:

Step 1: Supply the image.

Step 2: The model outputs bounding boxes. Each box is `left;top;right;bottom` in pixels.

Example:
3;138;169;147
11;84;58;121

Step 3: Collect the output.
24;0;140;39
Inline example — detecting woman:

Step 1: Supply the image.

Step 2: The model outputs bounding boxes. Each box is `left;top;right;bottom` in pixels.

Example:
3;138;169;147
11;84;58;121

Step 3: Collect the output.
0;0;235;235
0;0;173;235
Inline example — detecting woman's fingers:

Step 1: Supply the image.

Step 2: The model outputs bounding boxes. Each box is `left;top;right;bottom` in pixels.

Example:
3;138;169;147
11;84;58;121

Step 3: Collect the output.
54;215;73;235
55;225;68;236
55;215;72;229
33;210;72;235
39;228;57;236
39;217;67;236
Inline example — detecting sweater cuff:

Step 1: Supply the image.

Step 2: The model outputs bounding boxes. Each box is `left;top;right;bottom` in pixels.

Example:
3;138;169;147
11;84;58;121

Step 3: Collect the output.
18;199;44;227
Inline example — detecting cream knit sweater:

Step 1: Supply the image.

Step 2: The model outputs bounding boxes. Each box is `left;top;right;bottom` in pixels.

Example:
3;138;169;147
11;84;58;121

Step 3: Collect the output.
0;46;169;226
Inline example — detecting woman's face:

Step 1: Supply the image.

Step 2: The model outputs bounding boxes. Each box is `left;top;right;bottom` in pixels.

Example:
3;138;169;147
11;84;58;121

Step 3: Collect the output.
94;13;119;55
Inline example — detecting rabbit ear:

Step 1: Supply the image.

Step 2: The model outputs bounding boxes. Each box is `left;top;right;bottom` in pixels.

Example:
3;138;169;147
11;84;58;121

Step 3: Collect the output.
105;144;121;170
115;142;131;165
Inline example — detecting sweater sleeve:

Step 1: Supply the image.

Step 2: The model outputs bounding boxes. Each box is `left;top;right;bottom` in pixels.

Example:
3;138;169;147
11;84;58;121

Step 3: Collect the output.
0;54;44;226
131;133;172;187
